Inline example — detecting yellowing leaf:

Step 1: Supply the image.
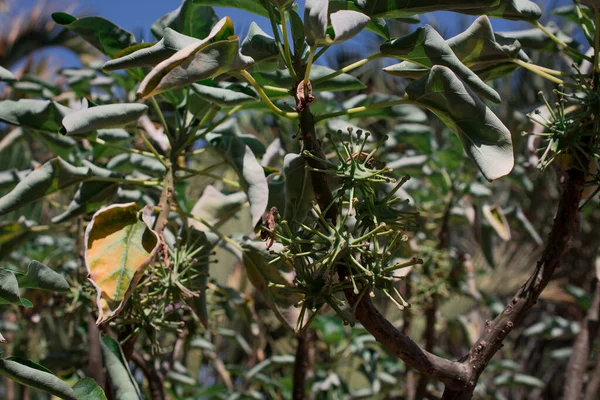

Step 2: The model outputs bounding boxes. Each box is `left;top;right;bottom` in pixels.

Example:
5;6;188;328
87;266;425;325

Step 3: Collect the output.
482;203;511;241
85;203;159;324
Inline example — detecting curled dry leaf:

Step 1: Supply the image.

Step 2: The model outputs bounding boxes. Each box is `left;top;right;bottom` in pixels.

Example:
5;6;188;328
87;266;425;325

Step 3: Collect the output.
85;203;160;324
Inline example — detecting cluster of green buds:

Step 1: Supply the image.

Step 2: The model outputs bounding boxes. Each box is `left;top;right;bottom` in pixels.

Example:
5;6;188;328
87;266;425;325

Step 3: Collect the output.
526;84;599;174
262;128;422;330
119;227;217;351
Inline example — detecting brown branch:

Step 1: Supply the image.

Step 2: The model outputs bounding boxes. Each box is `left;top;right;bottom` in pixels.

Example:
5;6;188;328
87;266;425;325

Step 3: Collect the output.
130;352;165;400
564;280;600;399
584;351;600;400
443;167;586;398
87;315;104;388
416;197;452;399
296;104;469;391
292;331;310;400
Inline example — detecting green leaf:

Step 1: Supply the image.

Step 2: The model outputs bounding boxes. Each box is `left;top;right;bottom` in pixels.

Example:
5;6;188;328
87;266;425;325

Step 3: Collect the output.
225;137;269;226
0;158;96;217
0;357;76;400
0;66;16;82
182;228;219;327
354;0;541;21
107;153;167;175
381;25;501;104
460;0;542;21
313;316;345;345
191;83;259;107
0;169;29;190
86;203;160;324
73;378;108;400
0;99;73;132
0;219;34;258
342;93;428;122
495;23;576;51
241;22;279;64
235;237;300;331
100;336;142;399
137;18;246;99
34;132;76;160
328;10;370;44
305;0;329;45
406;65;513;181
190;185;248;230
51;162;122;223
254;65;365;92
51;13;136;58
17;261;69;292
61;104;148;136
103;29;201;71
385;16;529;81
172;0;269;18
151;0;218;39
0;269;21;305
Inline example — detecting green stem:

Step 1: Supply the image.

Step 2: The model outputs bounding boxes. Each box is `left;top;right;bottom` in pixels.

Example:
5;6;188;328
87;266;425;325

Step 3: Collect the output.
312;45;330;63
194;105;244;142
177;161;228;181
303;46;316;88
136;128;170;170
315;98;417;122
312;53;383;86
512;59;581;89
150;97;174;147
532;21;593;62
280;8;297;81
238;70;298;119
86;137;156;158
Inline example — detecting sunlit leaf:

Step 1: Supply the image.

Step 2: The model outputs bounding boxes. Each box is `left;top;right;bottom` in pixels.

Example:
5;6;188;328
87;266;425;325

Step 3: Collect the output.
61;104;148;136
406;65;513;180
100;336;142;399
385;16;529;81
189;185;248;231
103;29;201;71
0;99;73;132
137;17;248;98
225;137;269;226
241;22;279;64
151;0;218;40
482;204;511;241
0;66;16;82
50;161;122;222
0;357;76;400
0;158;96;217
328;10;370;43
52;12;136;58
305;0;328;45
354;0;541;21
191;83;259;107
85;203;160;324
381;25;501;103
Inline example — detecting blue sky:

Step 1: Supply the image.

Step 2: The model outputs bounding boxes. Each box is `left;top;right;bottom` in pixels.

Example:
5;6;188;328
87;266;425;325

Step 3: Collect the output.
10;0;579;69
